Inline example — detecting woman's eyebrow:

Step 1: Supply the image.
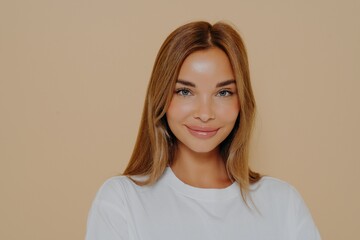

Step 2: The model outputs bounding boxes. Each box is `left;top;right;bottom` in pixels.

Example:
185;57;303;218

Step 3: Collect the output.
176;79;196;87
176;79;236;88
216;79;236;88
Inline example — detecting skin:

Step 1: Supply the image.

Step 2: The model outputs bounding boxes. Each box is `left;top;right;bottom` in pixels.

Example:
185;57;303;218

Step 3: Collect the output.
166;47;240;189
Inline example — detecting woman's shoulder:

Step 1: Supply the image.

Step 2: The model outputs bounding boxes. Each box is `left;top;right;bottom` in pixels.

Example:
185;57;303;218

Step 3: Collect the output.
91;175;147;206
250;176;321;239
251;176;305;204
253;176;297;191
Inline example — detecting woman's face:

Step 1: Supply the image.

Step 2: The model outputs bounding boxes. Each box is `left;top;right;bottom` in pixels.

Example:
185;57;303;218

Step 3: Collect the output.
166;47;239;154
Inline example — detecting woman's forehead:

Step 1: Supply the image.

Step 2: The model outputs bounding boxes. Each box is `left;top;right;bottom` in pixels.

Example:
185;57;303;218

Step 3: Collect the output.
177;48;235;87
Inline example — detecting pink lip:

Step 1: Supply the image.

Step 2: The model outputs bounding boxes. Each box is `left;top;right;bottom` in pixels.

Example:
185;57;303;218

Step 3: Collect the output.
185;125;219;139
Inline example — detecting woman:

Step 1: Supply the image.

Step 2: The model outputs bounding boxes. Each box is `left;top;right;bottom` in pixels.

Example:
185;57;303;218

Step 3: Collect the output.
85;21;321;240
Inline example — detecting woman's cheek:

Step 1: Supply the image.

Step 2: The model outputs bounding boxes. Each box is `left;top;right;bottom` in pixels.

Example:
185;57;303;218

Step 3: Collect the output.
168;98;195;118
216;102;239;121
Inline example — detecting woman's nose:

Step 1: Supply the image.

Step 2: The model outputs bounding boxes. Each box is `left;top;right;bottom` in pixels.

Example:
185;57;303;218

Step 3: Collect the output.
193;96;215;122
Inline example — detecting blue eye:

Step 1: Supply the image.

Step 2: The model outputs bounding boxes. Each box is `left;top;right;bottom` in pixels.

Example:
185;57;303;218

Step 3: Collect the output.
176;88;192;96
217;90;233;97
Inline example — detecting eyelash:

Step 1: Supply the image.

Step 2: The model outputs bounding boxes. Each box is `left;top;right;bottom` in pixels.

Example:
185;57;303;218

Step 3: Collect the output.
175;88;234;97
175;88;192;96
217;89;233;97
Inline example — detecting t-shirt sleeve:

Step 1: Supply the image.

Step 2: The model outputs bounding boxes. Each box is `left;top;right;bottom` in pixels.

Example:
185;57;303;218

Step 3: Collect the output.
287;186;322;240
85;178;129;240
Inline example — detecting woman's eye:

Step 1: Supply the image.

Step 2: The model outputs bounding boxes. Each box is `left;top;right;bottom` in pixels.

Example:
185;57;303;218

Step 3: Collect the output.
176;88;192;96
217;90;233;97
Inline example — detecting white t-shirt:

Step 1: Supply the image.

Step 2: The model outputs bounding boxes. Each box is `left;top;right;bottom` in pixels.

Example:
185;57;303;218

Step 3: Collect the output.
85;167;321;240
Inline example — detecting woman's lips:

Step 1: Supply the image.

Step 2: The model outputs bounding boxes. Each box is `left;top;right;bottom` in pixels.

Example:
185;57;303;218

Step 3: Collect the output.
185;125;219;139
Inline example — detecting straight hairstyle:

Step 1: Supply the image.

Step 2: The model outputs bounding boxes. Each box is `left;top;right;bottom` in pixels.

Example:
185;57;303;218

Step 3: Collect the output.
123;21;261;201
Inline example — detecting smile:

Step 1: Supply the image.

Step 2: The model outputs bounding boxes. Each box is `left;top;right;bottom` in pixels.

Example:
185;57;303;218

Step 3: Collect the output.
185;125;219;139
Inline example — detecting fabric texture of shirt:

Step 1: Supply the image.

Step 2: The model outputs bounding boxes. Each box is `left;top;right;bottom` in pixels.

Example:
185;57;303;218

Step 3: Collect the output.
85;167;321;240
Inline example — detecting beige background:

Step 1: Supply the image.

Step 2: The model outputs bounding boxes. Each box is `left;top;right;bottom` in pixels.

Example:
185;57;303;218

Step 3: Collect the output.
1;0;359;239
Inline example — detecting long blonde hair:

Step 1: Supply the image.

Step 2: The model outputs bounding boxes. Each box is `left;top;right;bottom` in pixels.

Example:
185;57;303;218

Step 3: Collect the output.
123;21;261;199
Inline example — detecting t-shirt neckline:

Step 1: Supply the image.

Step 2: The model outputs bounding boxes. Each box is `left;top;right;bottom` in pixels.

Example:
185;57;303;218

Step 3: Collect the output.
161;166;241;201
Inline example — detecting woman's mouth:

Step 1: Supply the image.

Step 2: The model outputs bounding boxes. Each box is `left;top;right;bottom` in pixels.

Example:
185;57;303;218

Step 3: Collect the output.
185;125;219;139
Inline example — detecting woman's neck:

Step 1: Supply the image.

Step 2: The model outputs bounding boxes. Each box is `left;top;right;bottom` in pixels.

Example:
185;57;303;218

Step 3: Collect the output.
170;143;232;188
